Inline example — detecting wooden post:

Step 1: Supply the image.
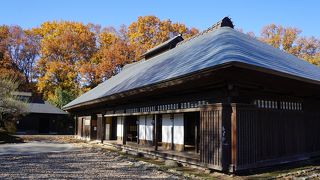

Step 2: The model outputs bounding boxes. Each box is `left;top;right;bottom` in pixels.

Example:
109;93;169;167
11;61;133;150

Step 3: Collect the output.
122;117;127;145
137;118;140;144
97;114;103;143
74;116;77;136
230;104;237;172
195;123;198;153
81;117;84;137
171;114;174;150
154;114;158;151
218;103;233;172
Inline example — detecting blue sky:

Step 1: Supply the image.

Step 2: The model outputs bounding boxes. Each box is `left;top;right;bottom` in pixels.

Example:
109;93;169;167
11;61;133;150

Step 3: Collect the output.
1;0;319;37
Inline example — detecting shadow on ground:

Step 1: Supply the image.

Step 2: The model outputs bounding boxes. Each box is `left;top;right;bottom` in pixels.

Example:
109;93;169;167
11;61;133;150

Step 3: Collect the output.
0;130;24;144
233;157;320;179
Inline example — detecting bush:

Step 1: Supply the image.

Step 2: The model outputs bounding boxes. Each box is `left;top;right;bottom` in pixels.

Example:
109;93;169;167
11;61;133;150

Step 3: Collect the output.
0;76;28;131
4;121;16;134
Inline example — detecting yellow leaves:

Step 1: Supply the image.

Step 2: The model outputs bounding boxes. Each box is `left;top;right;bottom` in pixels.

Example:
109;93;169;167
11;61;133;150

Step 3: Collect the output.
260;24;283;49
128;15;199;59
99;32;117;47
259;24;320;66
34;21;96;98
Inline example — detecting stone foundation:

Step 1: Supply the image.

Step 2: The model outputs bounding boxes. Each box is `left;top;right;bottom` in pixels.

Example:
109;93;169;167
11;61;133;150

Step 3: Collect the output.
162;142;184;152
117;136;123;144
138;139;153;146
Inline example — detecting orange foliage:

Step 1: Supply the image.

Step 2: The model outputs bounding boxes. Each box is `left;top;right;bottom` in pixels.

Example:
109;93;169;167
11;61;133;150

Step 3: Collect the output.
260;24;320;65
128;16;198;59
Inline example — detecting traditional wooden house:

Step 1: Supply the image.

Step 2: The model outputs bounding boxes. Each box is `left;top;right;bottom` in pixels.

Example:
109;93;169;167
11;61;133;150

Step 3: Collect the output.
15;92;71;134
63;17;320;173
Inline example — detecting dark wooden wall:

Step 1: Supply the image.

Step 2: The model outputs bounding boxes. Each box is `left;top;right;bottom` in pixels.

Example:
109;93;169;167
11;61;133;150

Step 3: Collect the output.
232;104;320;171
17;113;70;134
200;104;223;170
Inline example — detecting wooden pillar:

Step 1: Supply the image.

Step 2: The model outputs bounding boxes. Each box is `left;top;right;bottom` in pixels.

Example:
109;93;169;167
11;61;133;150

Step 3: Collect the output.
137;118;140;144
230;104;237;172
97;114;104;143
171;114;174;150
154;114;158;151
122;116;127;145
79;117;83;137
90;115;97;140
195;122;198;153
221;104;232;172
74;116;77;136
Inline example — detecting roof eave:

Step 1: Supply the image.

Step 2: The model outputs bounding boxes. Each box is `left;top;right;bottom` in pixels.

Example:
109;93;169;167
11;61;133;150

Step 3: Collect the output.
63;61;320;111
233;61;320;86
28;112;68;115
62;62;234;111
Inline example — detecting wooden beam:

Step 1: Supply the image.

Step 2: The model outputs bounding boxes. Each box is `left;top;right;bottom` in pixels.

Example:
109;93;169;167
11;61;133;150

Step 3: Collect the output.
104;108;201;117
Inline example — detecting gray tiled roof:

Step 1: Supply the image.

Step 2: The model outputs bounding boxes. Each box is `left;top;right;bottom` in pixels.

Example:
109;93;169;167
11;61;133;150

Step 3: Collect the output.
64;27;320;109
29;102;68;115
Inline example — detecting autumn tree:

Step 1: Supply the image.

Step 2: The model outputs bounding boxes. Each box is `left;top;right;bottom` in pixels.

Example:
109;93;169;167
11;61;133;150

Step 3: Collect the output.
128;16;198;59
48;87;77;109
260;24;320;65
78;25;136;89
33;21;97;102
0;25;39;93
6;26;39;84
80;17;199;90
0;25;9;62
295;37;320;65
0;25;25;81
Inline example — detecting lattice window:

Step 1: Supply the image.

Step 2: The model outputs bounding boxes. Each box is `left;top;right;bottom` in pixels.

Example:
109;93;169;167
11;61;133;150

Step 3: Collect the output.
253;99;302;111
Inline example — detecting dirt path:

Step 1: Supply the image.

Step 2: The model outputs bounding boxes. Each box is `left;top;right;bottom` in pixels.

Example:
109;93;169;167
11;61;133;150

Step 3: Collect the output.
0;142;77;155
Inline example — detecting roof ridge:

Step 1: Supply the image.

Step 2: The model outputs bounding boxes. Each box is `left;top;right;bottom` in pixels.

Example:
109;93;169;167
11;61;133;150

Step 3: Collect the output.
177;17;234;47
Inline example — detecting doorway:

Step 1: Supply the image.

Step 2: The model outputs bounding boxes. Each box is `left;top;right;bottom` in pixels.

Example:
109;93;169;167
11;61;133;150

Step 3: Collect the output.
126;116;138;142
184;112;200;153
90;118;97;140
155;115;162;147
110;117;117;140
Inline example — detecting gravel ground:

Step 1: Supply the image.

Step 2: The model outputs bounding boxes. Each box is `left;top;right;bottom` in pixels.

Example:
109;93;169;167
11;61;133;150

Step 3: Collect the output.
4;135;320;179
0;141;183;179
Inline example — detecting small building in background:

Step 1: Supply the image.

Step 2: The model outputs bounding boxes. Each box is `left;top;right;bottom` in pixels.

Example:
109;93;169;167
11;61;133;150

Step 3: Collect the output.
14;92;72;134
